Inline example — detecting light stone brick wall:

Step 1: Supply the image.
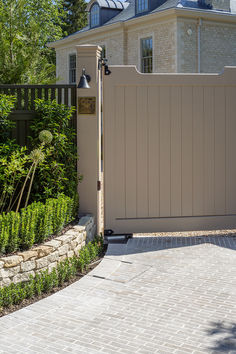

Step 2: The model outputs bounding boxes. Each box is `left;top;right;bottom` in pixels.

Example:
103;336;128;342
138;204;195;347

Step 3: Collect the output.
55;20;177;82
126;19;177;73
178;18;236;73
0;215;96;288
56;31;125;84
55;15;236;80
56;46;77;84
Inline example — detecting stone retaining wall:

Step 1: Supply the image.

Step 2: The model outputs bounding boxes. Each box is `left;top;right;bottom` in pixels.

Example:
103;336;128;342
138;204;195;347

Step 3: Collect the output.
0;215;96;288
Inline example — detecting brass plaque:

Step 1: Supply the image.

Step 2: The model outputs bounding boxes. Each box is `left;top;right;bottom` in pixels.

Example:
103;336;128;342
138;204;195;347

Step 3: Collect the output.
78;97;96;115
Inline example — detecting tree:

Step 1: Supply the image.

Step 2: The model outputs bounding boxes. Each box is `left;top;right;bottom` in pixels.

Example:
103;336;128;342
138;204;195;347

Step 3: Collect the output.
62;0;87;36
0;0;65;84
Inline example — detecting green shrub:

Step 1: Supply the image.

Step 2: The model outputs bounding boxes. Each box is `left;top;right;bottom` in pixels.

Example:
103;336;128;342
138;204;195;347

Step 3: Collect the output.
0;94;16;143
0;194;77;255
0;236;104;311
29;99;79;202
5;211;21;253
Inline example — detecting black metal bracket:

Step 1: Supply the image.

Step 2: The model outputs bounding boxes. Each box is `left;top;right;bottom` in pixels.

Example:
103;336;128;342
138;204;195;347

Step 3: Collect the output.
98;58;111;75
104;229;114;236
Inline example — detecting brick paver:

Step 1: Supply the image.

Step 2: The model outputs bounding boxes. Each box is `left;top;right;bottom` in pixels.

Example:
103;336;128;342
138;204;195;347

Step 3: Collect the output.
0;235;235;353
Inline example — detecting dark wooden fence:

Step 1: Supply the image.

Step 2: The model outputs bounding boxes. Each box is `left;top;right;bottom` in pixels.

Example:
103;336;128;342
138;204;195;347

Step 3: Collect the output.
0;85;77;146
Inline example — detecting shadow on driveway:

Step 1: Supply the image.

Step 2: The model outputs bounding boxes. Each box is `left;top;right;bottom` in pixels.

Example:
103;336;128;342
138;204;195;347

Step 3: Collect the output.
206;321;236;352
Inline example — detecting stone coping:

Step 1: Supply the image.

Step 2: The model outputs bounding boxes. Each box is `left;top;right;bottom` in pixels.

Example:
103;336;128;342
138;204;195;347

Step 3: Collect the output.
0;215;96;288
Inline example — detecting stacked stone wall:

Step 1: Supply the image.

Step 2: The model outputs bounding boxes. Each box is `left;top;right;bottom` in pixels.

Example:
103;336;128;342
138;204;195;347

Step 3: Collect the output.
0;215;96;287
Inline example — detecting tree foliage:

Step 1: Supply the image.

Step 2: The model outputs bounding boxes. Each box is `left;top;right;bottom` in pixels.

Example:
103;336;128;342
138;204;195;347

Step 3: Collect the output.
0;0;65;84
62;0;87;36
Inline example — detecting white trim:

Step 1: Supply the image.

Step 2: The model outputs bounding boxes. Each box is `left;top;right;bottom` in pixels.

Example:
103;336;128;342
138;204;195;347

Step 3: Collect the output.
138;33;154;72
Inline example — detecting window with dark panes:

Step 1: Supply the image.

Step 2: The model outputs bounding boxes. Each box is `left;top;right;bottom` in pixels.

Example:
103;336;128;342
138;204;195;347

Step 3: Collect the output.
91;4;100;28
141;37;153;73
137;0;148;13
69;54;76;83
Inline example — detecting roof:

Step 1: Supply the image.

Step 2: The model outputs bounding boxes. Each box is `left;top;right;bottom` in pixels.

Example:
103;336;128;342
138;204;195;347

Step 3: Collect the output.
49;0;236;46
90;0;129;9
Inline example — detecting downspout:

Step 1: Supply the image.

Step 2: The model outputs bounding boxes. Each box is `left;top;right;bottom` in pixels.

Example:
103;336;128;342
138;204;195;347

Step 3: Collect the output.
197;18;202;73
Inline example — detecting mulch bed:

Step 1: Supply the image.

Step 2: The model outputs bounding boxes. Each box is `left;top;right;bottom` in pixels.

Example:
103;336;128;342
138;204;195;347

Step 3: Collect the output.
0;246;107;318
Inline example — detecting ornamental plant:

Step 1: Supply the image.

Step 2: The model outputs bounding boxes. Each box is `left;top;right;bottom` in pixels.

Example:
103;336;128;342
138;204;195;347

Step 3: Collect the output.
0;94;16;143
0;194;76;253
29;99;78;201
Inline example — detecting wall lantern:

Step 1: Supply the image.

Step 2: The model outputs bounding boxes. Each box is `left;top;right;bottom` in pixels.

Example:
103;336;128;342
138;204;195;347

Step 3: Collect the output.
78;68;91;89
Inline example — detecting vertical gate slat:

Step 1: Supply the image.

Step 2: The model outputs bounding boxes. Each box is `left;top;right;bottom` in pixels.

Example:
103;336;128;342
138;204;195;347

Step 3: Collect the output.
137;86;148;217
159;86;171;217
181;86;193;216
170;86;182;217
124;86;137;218
148;86;160;217
214;87;226;214
114;86;125;218
192;86;204;216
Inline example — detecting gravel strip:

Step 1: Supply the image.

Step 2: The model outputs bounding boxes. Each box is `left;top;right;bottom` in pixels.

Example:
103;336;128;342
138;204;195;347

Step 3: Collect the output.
134;228;236;237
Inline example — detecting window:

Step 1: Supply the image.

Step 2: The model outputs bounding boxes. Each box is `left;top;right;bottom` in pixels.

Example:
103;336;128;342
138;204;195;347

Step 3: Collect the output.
69;54;76;83
137;0;148;13
90;4;100;28
141;37;153;73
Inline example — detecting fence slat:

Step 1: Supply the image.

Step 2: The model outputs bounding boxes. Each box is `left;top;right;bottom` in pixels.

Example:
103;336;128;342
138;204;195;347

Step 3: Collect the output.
24;88;29;110
0;84;77;147
45;87;49;101
71;87;76;107
37;88;42;99
17;88;22;109
64;88;69;106
58;88;62;104
51;88;56;101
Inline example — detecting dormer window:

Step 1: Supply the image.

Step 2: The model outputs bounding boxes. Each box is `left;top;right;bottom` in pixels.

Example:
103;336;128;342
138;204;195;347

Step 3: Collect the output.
137;0;149;13
90;4;100;28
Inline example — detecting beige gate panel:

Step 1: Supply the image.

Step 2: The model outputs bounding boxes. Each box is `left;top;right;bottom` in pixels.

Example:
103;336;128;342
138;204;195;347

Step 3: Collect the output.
103;66;236;233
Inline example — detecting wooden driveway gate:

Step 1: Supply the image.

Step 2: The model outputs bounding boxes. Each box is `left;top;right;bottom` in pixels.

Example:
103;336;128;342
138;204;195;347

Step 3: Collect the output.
103;66;236;233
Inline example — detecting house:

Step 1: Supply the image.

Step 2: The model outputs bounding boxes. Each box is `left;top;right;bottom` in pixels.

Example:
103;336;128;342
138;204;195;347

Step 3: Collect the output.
48;0;236;83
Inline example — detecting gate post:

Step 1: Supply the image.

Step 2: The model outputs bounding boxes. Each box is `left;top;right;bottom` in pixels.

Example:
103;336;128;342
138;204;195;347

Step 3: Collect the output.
76;45;102;233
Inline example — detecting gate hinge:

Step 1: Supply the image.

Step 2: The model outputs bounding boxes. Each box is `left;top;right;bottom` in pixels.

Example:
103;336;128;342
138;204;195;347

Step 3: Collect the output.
97;180;101;191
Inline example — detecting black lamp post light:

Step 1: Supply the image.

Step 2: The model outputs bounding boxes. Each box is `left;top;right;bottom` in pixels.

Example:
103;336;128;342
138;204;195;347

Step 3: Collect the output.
78;68;91;89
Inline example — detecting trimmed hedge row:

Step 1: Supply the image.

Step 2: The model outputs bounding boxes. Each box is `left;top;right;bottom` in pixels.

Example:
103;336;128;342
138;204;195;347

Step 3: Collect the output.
0;236;104;309
0;195;76;254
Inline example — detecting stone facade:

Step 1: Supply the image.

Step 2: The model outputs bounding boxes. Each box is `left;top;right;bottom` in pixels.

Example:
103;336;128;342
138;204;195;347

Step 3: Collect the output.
0;215;96;287
53;11;236;81
177;18;236;73
126;19;177;72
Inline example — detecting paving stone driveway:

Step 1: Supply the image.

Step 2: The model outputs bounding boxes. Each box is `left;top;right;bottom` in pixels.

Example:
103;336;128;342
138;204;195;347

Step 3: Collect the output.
0;235;236;354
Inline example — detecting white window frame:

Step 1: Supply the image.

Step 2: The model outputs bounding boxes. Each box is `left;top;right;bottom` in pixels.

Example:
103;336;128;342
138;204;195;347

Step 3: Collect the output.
139;35;154;73
69;53;76;84
90;4;100;28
